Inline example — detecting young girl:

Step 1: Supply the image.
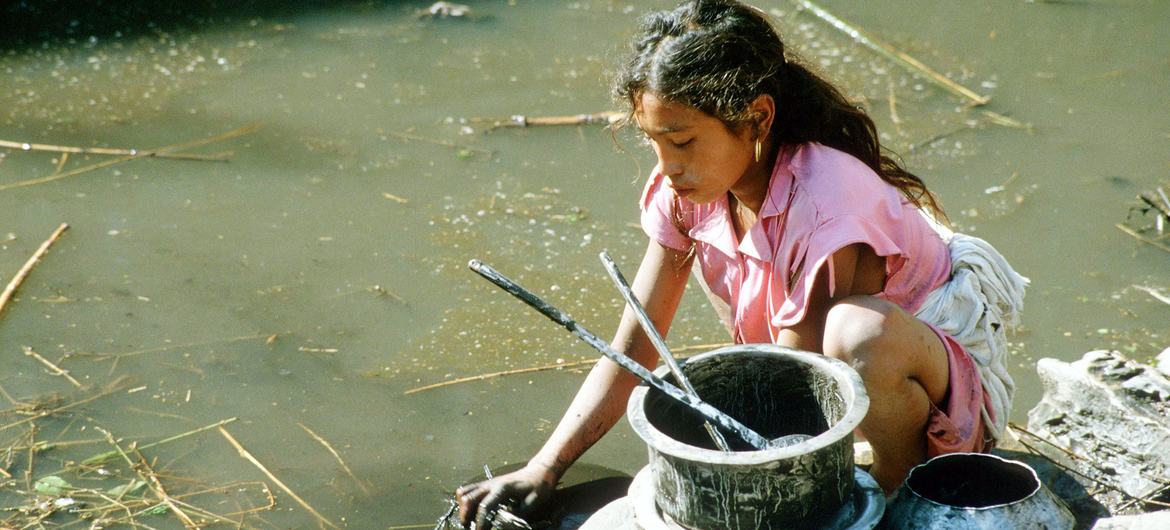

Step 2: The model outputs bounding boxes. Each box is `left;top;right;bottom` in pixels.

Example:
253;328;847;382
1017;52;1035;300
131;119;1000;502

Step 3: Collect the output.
458;0;1026;525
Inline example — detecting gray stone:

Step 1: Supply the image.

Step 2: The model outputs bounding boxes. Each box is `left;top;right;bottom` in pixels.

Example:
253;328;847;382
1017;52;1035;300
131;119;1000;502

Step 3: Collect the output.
1156;347;1170;379
1027;350;1170;515
1090;510;1170;530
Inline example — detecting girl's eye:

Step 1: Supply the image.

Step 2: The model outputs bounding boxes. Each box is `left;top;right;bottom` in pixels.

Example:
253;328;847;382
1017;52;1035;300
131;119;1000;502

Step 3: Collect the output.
670;138;693;148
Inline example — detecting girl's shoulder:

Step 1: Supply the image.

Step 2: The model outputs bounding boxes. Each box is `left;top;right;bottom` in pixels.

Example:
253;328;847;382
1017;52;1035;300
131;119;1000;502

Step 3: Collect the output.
787;143;902;219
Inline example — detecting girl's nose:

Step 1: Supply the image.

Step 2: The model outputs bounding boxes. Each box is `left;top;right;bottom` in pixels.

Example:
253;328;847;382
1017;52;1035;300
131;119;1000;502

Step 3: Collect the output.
661;161;684;179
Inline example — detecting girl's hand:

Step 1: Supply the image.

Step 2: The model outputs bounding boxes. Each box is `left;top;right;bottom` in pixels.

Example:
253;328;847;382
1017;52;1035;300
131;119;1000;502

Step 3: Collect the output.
456;463;557;529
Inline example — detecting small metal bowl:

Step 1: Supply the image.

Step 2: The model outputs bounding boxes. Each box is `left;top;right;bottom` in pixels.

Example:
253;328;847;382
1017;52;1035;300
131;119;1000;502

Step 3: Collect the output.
883;452;1075;529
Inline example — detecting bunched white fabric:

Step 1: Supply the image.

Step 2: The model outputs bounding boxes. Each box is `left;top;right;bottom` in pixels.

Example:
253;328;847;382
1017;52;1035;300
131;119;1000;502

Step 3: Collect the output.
914;222;1029;443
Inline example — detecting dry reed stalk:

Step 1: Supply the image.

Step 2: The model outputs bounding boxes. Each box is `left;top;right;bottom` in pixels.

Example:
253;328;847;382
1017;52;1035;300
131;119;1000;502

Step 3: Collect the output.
886;81;903;132
0;138;233;161
82;417;238;466
0;223;69;319
789;0;990;106
403;342;729;395
1133;285;1170;306
382;192;409;204
130;447;203;529
84;333;275;361
474;111;623;131
1116;223;1170;254
386;130;493;157
218;426;340;530
52;151;69;174
0;376;128;432
296;423;370;495
0;123;260;192
22;346;83;388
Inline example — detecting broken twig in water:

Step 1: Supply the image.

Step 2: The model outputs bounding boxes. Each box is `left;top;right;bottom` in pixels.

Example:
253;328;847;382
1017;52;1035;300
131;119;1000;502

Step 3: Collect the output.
403;342;728;395
386;131;493;158
1138;193;1170;224
95;427;202;529
219;426;340;529
473;111;623;132
82;417;239;466
789;0;990;106
1133;285;1170;306
83;333;276;361
0;123;260;191
0;223;69;320
1;376;128;432
1115;223;1170;254
297;422;370;495
23;346;83;388
0;138;232;161
382;192;409;204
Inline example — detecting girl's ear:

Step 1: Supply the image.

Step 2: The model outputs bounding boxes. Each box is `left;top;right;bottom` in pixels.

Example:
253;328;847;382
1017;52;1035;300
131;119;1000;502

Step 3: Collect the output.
748;94;776;140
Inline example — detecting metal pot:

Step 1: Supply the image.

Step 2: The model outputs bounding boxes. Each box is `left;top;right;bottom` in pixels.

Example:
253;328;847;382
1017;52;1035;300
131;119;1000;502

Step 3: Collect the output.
627;344;870;530
883;452;1075;529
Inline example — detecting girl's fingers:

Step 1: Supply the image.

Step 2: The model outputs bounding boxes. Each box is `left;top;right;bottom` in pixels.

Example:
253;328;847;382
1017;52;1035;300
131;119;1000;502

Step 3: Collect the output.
456;482;487;526
475;485;514;530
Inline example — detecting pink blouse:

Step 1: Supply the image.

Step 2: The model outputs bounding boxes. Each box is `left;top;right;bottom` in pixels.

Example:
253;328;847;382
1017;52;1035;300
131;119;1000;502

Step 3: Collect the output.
640;142;952;344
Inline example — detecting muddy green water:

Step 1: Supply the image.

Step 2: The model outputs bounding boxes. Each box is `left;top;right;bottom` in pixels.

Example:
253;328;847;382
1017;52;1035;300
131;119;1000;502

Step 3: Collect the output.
0;0;1166;527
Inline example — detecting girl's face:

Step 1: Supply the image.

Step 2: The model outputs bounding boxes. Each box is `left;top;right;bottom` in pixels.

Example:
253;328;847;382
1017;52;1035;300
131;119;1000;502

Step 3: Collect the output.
634;92;757;205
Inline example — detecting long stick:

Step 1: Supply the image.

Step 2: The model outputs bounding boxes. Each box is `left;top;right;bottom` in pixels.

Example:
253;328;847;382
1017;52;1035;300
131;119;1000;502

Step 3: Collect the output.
1116;223;1170;254
468;259;771;450
0;377;125;432
599;251;731;452
0;123;261;191
401;342;729;395
0;222;69;319
789;0;990;106
83;417;239;466
84;333;275;361
0;138;232;161
218;426;340;529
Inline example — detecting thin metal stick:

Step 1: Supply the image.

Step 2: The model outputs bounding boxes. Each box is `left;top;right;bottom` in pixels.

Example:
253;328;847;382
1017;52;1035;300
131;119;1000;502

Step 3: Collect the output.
467;259;771;450
598;251;731;452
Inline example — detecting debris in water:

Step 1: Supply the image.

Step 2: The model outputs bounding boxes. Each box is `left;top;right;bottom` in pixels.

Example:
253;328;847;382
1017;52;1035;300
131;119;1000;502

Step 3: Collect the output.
419;2;472;19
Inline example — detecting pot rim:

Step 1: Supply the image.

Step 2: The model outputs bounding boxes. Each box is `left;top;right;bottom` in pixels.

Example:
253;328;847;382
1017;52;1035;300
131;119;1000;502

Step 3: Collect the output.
901;452;1042;511
626;344;870;465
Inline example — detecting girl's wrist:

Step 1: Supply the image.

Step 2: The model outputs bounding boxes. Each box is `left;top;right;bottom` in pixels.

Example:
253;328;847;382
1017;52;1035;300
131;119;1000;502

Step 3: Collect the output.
525;458;562;485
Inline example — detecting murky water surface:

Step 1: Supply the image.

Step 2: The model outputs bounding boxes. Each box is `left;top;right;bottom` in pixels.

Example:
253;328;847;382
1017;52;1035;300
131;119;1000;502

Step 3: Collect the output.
0;0;1167;526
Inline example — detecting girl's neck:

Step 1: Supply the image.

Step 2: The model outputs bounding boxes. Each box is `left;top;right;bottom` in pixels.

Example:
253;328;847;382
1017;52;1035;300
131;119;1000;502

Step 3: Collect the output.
729;141;777;214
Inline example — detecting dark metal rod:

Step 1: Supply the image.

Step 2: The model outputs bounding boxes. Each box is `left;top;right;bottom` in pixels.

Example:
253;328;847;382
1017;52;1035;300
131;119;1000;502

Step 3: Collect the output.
467;259;771;450
598;251;732;452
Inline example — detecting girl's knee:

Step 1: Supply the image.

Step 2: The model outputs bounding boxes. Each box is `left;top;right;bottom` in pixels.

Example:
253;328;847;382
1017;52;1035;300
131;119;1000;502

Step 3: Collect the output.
822;295;897;363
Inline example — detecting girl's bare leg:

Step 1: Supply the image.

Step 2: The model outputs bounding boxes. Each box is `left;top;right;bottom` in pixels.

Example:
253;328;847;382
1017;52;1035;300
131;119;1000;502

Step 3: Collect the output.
821;295;950;494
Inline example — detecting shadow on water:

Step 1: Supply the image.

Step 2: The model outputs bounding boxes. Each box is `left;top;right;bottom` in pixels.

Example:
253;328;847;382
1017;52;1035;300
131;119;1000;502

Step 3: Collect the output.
0;0;432;49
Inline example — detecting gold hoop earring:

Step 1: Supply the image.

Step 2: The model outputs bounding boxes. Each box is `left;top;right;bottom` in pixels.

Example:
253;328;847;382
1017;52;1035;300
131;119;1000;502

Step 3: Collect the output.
754;140;762;163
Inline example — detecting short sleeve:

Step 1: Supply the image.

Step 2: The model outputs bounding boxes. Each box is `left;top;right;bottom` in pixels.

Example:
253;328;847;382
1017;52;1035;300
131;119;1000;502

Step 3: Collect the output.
639;171;692;251
772;214;904;328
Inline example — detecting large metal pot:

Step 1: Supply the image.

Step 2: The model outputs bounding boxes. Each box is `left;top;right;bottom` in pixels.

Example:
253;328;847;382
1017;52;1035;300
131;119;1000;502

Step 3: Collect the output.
627;345;869;530
883;452;1075;529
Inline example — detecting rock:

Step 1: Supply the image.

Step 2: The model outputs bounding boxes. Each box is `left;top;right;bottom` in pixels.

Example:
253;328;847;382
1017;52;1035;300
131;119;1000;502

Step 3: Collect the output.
1027;350;1170;515
1091;510;1170;529
1156;347;1170;379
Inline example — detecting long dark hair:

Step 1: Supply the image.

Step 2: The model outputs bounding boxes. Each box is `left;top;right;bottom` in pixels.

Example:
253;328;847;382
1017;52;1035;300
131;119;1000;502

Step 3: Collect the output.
613;0;944;218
